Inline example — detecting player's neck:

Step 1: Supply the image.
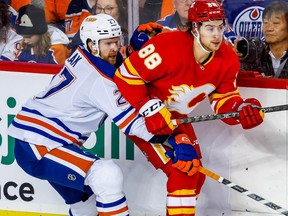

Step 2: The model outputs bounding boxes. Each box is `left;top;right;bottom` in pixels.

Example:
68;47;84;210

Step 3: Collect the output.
193;43;211;64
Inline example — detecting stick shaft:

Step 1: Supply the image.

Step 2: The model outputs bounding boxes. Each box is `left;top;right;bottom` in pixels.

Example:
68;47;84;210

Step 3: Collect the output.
173;104;288;125
199;166;288;215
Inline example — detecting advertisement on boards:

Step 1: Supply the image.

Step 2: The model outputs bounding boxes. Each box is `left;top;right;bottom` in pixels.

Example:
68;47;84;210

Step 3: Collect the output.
0;71;168;215
0;69;287;216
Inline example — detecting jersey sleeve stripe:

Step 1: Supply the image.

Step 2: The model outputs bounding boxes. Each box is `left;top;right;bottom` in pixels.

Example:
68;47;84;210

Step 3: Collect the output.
115;69;145;85
113;105;134;121
112;105;142;135
117;110;138;130
123;58;140;77
209;90;239;100
122;116;139;135
16;114;82;145
22;107;89;141
123;58;148;82
11;121;70;145
210;94;241;113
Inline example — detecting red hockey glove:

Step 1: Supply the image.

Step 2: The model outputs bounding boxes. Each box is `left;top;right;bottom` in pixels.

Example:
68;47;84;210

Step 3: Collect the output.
127;22;163;55
237;98;264;129
139;99;176;135
165;134;200;176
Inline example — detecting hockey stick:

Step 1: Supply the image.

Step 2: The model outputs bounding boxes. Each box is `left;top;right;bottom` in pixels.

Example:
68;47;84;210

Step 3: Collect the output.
171;104;288;125
199;166;288;215
162;138;288;215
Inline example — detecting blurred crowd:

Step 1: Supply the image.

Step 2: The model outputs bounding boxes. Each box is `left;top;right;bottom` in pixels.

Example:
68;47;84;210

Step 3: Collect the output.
0;0;128;64
0;0;287;78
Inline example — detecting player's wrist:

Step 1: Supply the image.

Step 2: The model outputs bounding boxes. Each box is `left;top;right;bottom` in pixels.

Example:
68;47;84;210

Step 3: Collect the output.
139;98;165;117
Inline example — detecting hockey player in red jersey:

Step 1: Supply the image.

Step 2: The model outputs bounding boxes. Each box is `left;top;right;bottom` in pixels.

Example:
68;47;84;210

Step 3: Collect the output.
114;0;264;215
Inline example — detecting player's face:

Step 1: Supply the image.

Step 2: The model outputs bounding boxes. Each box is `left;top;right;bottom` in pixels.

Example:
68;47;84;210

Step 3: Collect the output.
22;35;41;46
99;37;120;66
262;12;288;45
199;20;225;51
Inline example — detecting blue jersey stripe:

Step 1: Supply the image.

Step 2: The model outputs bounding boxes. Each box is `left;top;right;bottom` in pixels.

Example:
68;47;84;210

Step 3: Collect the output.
96;196;126;208
22;107;89;141
12;121;69;145
123;114;142;135
112;105;134;123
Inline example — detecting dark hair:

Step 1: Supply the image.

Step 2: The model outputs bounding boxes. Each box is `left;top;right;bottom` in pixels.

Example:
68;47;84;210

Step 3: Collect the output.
263;0;288;27
22;32;51;57
93;0;127;29
0;2;10;43
93;0;128;41
0;2;10;29
86;38;93;53
117;0;128;32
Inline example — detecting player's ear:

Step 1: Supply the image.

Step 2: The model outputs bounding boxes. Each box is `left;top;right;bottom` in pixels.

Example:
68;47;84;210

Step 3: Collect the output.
191;22;199;37
87;41;98;55
87;41;93;50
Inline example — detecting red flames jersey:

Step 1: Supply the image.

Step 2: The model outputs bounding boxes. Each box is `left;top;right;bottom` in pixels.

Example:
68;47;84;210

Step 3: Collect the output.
115;31;242;119
115;30;243;167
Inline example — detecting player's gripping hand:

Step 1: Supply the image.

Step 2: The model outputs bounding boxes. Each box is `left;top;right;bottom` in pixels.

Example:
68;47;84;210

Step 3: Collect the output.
137;22;163;34
127;22;163;55
237;98;264;129
139;99;175;135
165;134;200;176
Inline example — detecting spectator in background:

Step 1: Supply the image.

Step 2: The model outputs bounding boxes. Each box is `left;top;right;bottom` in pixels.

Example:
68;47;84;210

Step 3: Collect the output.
157;0;193;32
93;0;128;40
155;0;236;38
140;0;173;24
65;0;96;40
2;0;22;27
5;0;71;32
43;0;71;32
69;0;128;58
15;4;70;64
0;0;22;61
234;0;288;78
152;0;237;48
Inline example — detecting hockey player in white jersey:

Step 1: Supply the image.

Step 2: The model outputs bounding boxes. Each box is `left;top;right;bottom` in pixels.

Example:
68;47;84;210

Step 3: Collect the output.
6;14;155;216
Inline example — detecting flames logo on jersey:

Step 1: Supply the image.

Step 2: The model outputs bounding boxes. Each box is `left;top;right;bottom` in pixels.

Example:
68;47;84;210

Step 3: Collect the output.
233;6;264;39
165;84;215;114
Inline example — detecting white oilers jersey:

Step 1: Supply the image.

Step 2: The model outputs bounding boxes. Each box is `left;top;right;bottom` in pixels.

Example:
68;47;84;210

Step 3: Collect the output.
7;46;153;149
0;27;22;61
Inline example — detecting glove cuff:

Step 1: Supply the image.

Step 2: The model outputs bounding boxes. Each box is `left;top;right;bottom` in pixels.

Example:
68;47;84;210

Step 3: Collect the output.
236;98;261;111
139;99;165;117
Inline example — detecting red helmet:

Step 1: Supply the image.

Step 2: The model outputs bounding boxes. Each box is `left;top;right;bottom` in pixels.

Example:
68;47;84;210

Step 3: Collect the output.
188;0;226;24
